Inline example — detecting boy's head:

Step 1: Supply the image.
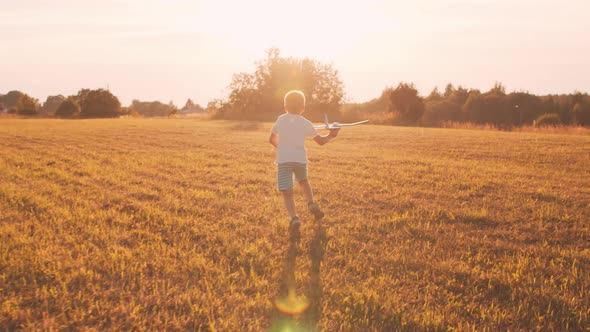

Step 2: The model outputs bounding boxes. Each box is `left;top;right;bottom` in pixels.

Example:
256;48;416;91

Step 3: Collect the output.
284;90;306;114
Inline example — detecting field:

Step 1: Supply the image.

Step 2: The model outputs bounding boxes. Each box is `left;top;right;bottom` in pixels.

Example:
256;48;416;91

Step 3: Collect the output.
1;119;589;331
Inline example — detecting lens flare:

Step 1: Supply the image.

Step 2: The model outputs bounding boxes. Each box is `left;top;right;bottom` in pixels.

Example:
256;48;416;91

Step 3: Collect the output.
274;288;310;316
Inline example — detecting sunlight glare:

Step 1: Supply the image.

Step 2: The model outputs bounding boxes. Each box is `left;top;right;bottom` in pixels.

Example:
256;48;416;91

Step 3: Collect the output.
189;0;393;58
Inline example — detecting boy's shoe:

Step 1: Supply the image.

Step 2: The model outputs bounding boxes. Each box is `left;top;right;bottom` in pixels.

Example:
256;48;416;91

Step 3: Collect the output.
289;216;301;239
308;202;325;220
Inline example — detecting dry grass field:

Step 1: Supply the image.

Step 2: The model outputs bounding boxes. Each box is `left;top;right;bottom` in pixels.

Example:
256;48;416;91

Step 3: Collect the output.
1;119;589;331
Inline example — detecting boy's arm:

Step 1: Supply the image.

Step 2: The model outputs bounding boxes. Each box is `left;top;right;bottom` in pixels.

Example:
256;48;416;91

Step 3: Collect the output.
313;128;340;146
269;132;278;148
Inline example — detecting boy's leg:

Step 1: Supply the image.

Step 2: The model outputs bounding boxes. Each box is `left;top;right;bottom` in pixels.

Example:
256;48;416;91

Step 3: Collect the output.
296;170;324;221
281;189;297;218
278;163;297;218
278;163;301;237
299;179;314;204
282;189;300;238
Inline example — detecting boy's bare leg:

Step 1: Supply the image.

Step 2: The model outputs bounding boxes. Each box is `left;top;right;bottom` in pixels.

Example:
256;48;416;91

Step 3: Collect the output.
281;189;297;218
300;179;325;220
299;179;314;204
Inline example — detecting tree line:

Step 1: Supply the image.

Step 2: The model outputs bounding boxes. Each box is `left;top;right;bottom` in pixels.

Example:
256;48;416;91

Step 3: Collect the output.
0;90;204;118
343;82;590;127
2;49;589;127
208;49;590;127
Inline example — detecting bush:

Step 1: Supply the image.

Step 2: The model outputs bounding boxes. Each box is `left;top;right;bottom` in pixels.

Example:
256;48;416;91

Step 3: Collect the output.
128;100;177;117
16;94;40;116
42;95;66;115
388;82;424;126
535;113;561;126
0;90;25;109
77;89;122;118
423;99;460;127
55;97;81;118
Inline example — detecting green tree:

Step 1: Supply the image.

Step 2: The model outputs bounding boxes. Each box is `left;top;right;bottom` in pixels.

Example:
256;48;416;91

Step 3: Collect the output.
55;97;81;118
463;91;511;125
222;48;344;121
0;90;25;108
427;86;442;101
507;92;543;125
535;113;561;126
183;98;195;111
571;103;581;125
489;82;506;95
443;83;455;98
181;98;204;113
77;89;121;118
41;95;66;115
129;100;177;117
388;82;425;125
578;100;590;126
168;101;178;117
423;99;458;126
16;94;40;116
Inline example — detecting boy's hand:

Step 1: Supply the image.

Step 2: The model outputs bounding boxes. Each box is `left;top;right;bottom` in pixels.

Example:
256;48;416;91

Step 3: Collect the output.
328;127;340;138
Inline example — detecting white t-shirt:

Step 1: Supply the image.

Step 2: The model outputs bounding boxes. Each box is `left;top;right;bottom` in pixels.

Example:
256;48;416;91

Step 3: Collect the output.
271;113;319;163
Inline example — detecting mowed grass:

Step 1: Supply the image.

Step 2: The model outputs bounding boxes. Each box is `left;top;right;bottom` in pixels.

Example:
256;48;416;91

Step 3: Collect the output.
0;119;589;331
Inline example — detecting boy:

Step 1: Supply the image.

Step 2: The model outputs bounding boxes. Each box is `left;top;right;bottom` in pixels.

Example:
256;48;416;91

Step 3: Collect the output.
268;90;340;234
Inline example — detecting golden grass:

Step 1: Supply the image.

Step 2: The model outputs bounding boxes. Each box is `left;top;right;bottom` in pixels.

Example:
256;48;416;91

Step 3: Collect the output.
441;121;590;135
0;119;589;331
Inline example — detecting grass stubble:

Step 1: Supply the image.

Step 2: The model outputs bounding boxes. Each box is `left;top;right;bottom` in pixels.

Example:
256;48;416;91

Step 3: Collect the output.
0;119;589;331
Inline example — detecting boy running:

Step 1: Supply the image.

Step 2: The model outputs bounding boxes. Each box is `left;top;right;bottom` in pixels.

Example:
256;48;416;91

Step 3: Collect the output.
268;90;340;234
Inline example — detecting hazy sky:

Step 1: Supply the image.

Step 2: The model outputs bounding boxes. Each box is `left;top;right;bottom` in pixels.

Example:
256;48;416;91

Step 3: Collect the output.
2;0;589;106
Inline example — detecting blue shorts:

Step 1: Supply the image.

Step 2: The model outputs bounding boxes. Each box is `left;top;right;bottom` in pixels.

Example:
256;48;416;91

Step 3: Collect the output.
277;162;308;191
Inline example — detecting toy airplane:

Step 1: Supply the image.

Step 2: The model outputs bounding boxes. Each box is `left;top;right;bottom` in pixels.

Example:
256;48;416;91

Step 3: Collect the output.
313;114;369;130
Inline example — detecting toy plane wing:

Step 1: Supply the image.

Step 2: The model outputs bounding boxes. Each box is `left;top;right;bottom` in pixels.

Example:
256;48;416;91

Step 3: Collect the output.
313;114;369;129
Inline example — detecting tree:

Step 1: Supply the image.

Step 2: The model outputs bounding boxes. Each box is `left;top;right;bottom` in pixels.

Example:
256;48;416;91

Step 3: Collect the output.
221;48;344;121
41;95;66;115
0;90;25;108
55;97;81;118
16;94;40;116
129;100;177;117
427;87;442;101
462;91;512;125
183;98;195;111
168;101;178;117
423;99;458;126
571;103;582;125
181;98;204;113
388;82;425;125
507;92;543;125
443;83;455;98
489;82;506;95
535;113;561;126
77;89;121;118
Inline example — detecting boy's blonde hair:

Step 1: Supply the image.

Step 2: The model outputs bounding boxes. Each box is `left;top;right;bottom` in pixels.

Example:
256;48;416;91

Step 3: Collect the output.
284;90;306;113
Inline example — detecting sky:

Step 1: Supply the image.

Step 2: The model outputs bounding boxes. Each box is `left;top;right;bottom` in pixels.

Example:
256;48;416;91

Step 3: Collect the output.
1;0;589;106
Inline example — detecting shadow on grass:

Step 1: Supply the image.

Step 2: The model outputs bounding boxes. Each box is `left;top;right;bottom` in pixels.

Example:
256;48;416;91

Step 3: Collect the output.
270;222;328;331
450;214;499;230
303;223;328;329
